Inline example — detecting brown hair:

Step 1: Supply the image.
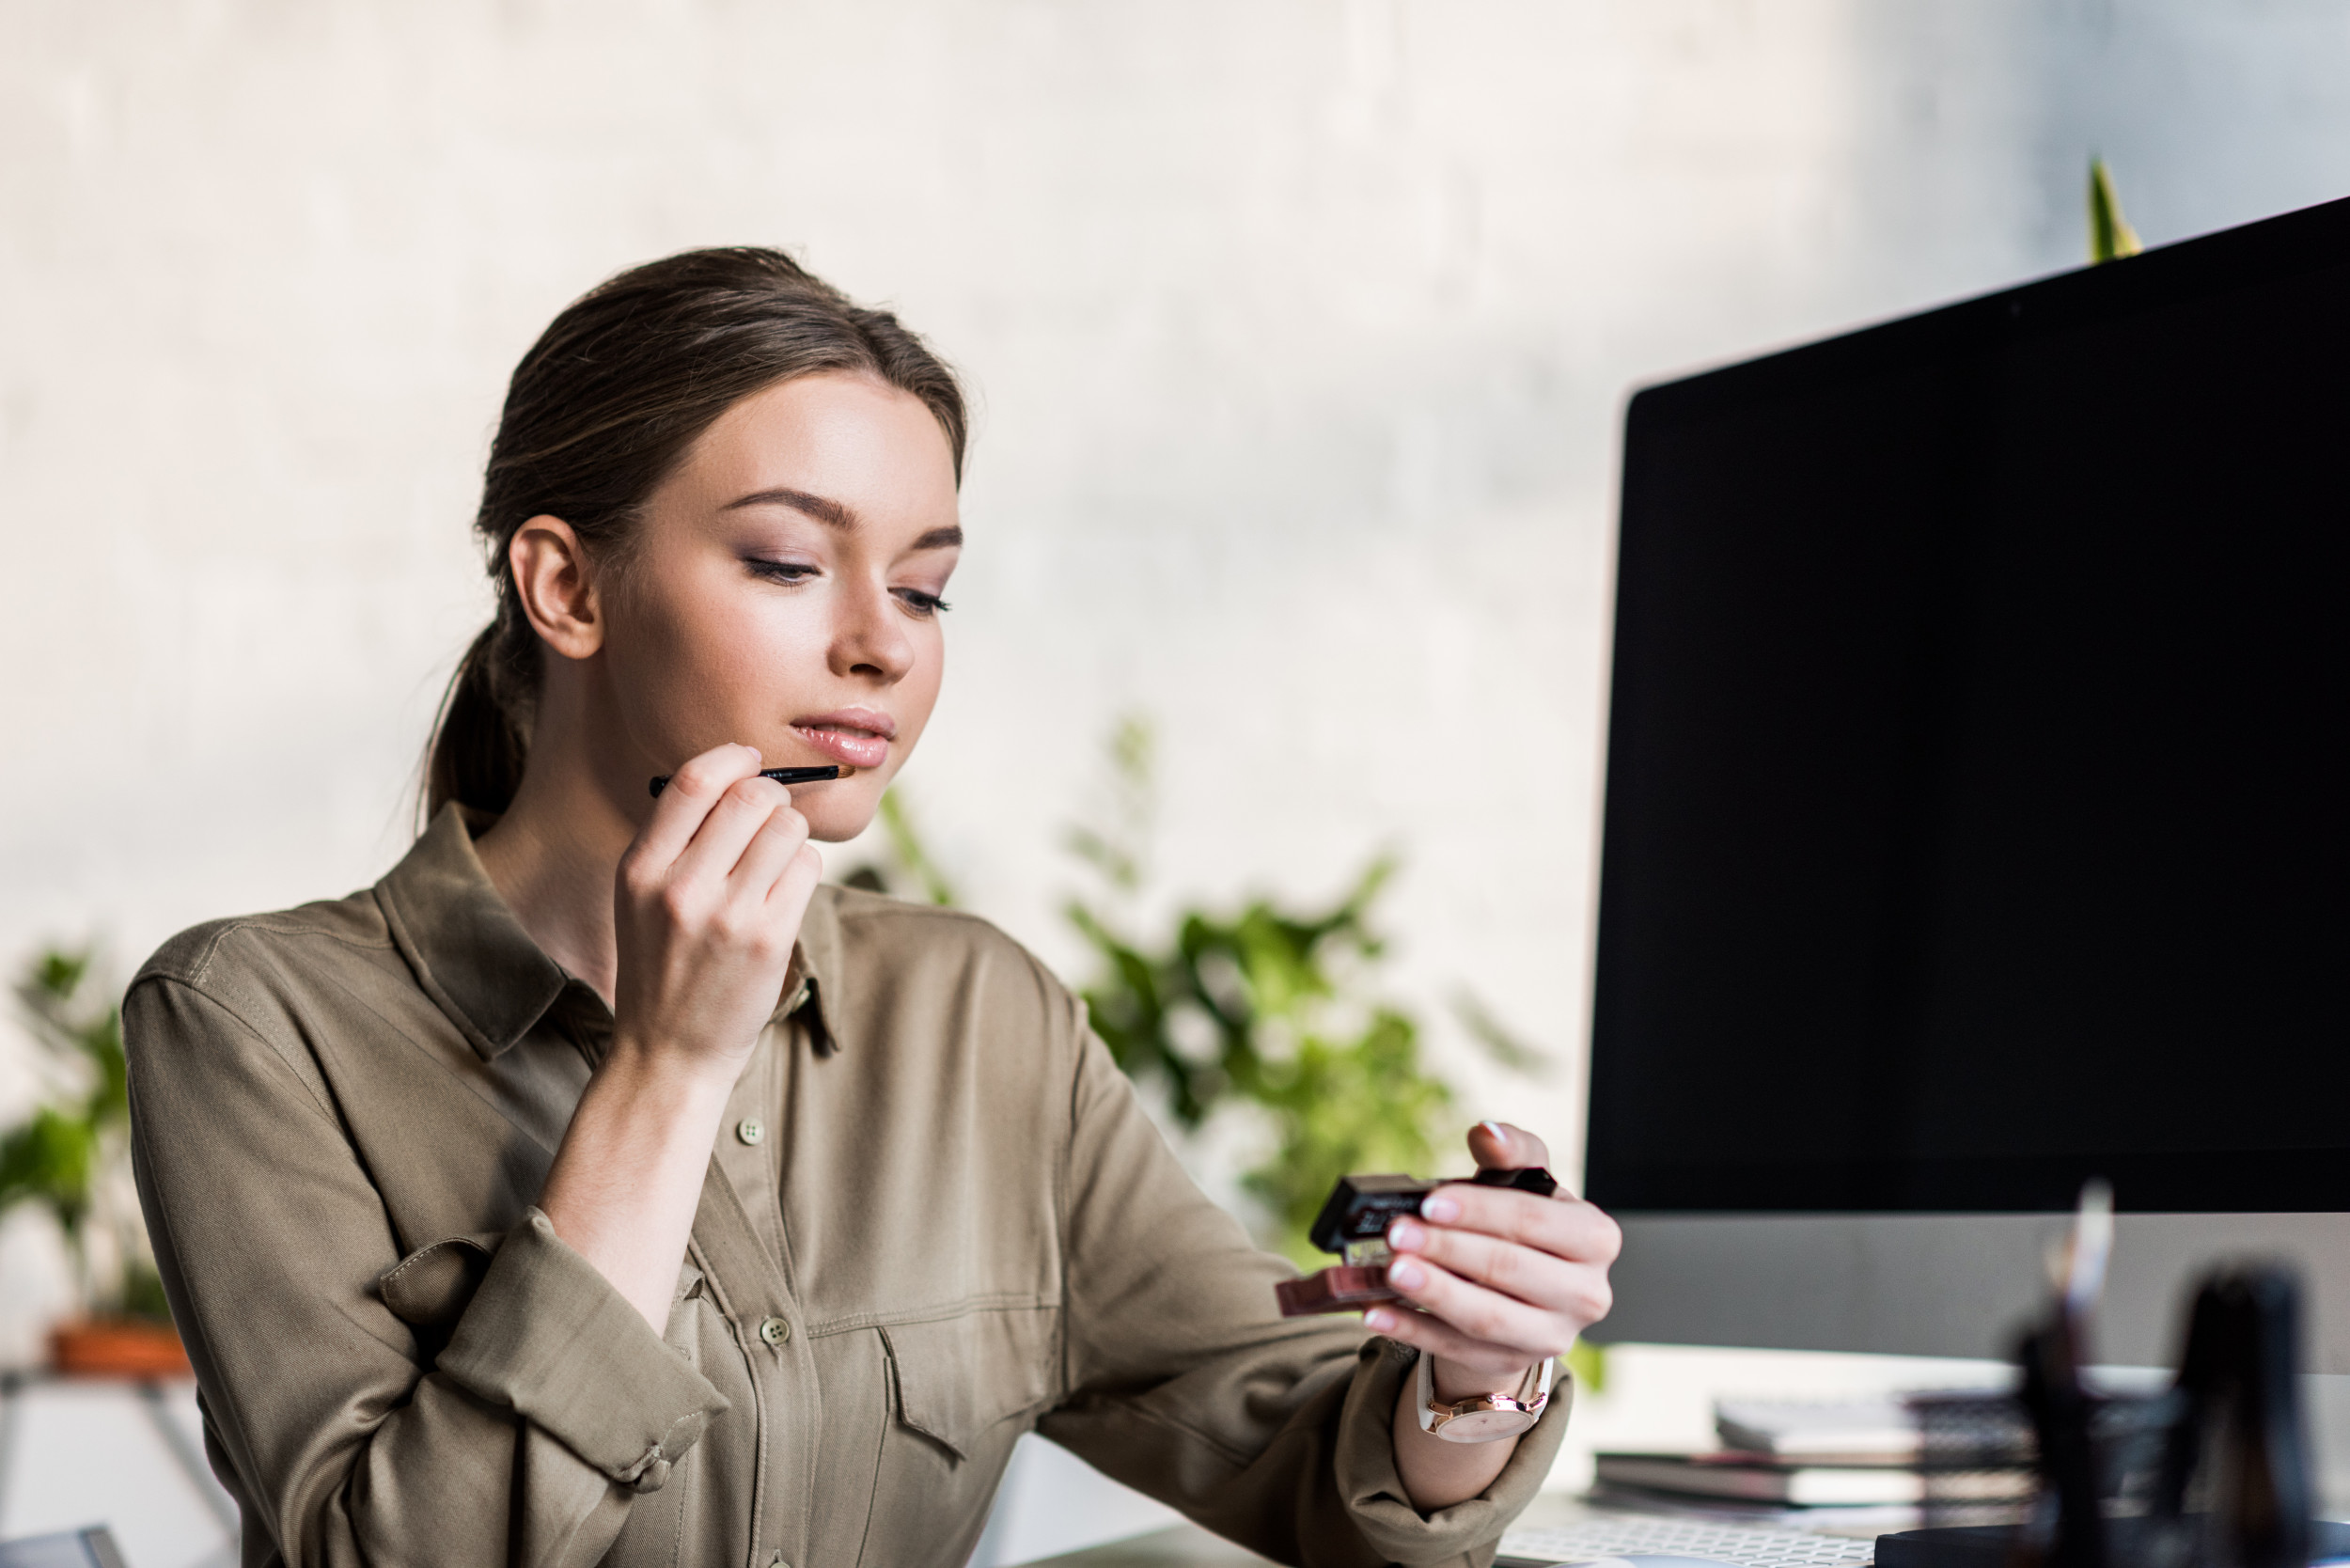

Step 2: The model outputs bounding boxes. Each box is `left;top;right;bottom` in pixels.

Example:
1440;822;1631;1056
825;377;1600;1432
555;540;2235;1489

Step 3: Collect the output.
423;246;967;821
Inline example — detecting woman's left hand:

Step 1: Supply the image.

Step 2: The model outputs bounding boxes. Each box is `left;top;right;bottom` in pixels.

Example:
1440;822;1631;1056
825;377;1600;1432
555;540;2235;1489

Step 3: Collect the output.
1365;1121;1622;1402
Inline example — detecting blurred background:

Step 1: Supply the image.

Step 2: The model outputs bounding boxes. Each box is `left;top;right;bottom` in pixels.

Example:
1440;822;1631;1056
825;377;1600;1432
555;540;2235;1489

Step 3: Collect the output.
5;1;2350;1561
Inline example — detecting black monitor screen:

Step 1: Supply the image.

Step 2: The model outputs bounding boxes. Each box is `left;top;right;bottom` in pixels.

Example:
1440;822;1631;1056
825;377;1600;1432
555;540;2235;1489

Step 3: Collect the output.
1586;197;2350;1215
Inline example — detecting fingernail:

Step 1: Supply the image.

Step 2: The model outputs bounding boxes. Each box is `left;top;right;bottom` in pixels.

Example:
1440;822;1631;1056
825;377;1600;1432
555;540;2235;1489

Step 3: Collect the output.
1388;1218;1426;1251
1480;1119;1509;1145
1386;1259;1424;1290
1420;1193;1459;1223
1363;1309;1395;1333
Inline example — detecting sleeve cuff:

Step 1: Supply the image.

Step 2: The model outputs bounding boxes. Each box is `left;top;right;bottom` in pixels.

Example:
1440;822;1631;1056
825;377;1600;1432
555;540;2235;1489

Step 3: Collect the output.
435;1208;730;1492
1333;1339;1572;1567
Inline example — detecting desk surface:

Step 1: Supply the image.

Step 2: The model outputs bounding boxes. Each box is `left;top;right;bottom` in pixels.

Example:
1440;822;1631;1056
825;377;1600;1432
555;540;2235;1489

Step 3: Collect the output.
1018;1495;1599;1565
1019;1523;1277;1566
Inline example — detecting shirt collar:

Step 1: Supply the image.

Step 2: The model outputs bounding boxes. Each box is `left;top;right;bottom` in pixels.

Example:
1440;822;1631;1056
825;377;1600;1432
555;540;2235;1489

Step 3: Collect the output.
784;879;847;1054
380;803;846;1061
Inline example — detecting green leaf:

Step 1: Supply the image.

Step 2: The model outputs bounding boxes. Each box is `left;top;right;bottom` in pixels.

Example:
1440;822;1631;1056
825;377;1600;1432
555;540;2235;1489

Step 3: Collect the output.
877;791;958;906
2090;157;2142;264
7;944;133;1293
0;1105;97;1238
1566;1338;1609;1396
1450;989;1555;1077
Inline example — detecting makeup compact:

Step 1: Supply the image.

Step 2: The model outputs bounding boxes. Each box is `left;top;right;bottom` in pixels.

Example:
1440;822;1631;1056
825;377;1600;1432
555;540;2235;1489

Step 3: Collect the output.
1274;1167;1559;1317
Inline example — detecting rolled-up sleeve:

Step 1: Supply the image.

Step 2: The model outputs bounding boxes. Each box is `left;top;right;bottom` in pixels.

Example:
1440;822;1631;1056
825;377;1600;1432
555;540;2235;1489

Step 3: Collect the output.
436;1208;723;1492
1333;1338;1569;1565
125;972;728;1567
1038;1004;1565;1568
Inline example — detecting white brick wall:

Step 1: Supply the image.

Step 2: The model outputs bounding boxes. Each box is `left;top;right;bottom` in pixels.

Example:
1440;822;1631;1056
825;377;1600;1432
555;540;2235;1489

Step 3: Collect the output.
3;0;2348;1375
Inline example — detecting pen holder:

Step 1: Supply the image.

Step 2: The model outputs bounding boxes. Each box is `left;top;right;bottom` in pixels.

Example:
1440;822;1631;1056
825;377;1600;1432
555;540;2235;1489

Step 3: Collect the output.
1877;1265;2320;1568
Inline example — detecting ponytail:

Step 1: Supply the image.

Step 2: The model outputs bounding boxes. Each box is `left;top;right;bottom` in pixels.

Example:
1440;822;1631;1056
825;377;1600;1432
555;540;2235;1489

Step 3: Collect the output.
424;622;533;820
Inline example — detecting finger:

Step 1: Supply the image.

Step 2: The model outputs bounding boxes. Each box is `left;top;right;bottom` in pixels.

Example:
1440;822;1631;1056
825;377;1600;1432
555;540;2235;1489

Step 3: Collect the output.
629;744;764;868
1382;1252;1576;1359
667;775;793;892
1417;1185;1622;1265
1387;1217;1581;1308
1388;1217;1614;1331
730;794;811;897
1359;1303;1538;1381
1468;1119;1552;1172
764;841;825;924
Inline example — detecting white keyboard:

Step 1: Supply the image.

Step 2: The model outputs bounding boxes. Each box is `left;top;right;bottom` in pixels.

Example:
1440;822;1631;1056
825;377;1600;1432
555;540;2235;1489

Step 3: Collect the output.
1498;1513;1879;1568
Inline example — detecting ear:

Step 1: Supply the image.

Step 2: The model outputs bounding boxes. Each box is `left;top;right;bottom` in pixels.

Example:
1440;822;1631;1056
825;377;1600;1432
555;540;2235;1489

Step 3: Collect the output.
509;516;605;661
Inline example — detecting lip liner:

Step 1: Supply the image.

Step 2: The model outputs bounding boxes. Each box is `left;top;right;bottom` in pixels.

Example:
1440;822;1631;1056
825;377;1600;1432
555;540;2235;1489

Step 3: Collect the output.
648;764;854;798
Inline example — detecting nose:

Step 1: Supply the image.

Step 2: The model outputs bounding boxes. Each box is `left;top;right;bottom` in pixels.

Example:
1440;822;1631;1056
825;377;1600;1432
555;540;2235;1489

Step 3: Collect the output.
828;577;916;684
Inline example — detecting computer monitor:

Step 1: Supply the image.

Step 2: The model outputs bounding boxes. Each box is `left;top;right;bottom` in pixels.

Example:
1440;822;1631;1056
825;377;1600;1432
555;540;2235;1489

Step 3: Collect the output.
1584;194;2350;1372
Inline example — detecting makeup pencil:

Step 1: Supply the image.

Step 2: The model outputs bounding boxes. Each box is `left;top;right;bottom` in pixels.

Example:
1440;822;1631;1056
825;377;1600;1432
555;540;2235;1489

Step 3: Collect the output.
648;765;856;798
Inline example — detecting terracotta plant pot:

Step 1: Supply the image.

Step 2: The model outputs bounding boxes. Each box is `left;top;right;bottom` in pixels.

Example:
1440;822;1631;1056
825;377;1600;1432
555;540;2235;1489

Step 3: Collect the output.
50;1315;192;1378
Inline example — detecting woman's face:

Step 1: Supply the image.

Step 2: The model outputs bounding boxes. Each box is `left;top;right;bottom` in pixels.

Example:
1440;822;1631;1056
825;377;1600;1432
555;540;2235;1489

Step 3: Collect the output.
599;370;962;842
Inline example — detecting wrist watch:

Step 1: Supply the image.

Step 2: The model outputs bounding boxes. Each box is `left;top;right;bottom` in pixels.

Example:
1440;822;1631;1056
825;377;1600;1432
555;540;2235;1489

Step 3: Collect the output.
1415;1352;1554;1444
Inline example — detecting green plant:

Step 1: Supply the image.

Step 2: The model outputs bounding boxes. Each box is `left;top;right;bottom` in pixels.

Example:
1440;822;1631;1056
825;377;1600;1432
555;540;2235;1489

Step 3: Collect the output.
1068;853;1454;1265
1;947;169;1321
1061;716;1533;1267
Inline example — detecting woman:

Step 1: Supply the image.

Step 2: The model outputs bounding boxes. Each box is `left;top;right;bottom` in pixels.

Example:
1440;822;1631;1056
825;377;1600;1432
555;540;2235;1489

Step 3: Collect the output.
125;247;1621;1568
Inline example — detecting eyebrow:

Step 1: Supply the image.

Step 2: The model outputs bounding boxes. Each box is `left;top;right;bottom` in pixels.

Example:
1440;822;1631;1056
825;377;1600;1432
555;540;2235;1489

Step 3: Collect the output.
723;488;963;552
725;486;856;528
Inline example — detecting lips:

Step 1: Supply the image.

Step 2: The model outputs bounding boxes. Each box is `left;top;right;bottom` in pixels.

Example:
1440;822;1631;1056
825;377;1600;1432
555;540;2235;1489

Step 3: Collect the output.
790;707;895;771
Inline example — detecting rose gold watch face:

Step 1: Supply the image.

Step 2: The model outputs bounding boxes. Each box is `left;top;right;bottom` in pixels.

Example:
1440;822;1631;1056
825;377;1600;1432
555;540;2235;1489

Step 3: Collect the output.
1434;1406;1535;1443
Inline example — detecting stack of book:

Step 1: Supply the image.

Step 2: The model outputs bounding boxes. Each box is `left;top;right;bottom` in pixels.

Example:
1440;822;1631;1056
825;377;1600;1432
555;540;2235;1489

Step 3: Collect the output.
1591;1393;2037;1528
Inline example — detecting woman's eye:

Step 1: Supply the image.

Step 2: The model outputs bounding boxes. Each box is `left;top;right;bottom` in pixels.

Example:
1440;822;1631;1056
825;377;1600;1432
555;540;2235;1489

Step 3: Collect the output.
894;588;951;618
744;557;817;585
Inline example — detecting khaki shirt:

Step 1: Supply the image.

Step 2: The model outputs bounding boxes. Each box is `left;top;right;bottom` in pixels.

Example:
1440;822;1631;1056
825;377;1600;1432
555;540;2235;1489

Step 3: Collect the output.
125;805;1563;1568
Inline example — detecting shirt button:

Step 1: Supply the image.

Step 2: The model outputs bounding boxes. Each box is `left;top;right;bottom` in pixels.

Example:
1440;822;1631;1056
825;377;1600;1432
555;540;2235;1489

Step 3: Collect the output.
758;1315;791;1346
736;1117;766;1146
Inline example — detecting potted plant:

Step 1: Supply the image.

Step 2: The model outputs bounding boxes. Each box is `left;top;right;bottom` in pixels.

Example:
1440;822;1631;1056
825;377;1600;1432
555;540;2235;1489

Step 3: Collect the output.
2;948;187;1376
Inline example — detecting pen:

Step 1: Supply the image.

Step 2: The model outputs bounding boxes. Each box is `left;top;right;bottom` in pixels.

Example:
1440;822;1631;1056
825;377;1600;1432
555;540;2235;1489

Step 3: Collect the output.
648;765;856;798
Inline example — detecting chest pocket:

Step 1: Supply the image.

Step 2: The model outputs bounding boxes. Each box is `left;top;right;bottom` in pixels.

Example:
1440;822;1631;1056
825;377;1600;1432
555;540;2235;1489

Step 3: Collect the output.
880;1305;1059;1460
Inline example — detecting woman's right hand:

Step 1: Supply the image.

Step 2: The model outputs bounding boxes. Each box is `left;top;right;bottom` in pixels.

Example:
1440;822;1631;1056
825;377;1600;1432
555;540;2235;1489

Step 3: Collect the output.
542;743;821;1327
610;742;824;1082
